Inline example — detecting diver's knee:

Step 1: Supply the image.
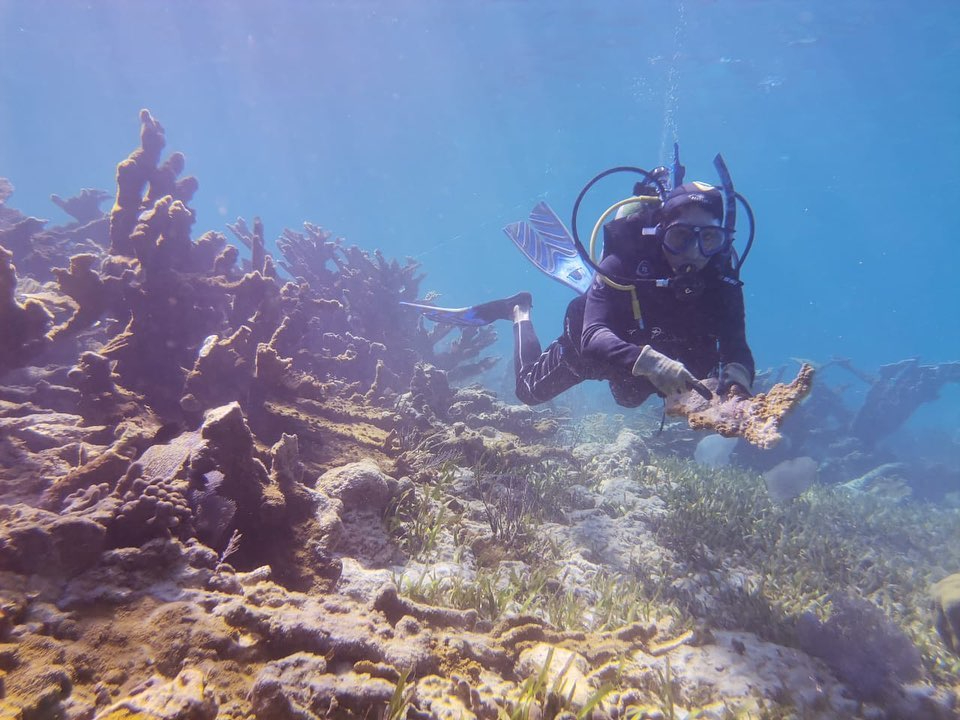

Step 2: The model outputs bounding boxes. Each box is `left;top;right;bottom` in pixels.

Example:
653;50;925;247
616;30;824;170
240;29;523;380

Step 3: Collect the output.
515;380;546;406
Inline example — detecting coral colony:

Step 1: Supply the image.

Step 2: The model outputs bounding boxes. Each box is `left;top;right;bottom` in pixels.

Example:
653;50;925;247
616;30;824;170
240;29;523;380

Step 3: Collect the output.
0;110;958;718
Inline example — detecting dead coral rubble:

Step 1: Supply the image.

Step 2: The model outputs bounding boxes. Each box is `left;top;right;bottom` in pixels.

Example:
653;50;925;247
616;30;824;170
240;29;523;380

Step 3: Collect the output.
0;534;878;720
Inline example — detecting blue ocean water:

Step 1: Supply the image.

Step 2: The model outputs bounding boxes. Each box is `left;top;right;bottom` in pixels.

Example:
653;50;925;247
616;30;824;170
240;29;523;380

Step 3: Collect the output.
2;0;958;434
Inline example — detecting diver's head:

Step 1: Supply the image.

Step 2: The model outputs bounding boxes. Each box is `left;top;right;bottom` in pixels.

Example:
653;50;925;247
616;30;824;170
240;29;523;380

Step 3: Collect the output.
659;181;728;273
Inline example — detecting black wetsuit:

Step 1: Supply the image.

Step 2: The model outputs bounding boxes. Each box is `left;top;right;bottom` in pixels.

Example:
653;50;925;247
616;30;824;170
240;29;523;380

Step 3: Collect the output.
513;212;754;407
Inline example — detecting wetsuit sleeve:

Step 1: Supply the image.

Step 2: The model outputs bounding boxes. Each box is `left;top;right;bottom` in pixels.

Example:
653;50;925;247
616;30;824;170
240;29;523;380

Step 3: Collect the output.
580;256;644;373
717;281;756;381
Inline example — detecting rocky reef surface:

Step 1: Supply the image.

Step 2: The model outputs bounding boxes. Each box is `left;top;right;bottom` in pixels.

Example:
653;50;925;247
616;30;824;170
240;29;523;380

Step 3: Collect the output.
0;112;959;719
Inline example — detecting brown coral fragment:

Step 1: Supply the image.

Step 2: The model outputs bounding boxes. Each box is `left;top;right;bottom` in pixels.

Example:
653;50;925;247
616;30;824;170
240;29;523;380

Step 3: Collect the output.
374;584;478;630
0;216;47;261
666;364;815;449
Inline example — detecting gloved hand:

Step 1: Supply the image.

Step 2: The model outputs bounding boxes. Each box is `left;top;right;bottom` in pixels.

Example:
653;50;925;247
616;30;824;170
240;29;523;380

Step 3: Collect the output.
718;362;753;396
632;345;700;397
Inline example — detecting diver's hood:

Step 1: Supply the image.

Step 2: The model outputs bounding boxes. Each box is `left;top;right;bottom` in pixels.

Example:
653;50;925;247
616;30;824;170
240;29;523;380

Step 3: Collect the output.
661;182;724;225
569;145;755;288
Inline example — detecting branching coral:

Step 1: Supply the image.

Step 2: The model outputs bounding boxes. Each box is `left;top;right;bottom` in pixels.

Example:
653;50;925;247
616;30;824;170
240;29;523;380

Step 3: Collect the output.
274;221;501;395
50;188;111;225
0;182;110;281
851;358;960;445
0;216;48;265
50;253;123;340
0;244;52;374
227;216;271;276
66;351;142;424
110;111;161;253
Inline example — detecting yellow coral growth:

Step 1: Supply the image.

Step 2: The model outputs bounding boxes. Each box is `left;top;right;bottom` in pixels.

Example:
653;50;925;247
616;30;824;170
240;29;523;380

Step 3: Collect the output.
672;364;815;449
96;710;156;720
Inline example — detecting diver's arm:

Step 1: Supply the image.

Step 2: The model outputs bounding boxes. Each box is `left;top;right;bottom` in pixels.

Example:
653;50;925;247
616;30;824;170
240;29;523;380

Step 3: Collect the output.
580;257;643;373
717;282;756;382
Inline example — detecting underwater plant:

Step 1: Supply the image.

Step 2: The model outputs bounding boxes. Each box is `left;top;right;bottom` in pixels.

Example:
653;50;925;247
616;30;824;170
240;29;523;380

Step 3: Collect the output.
645;456;960;680
385;460;462;560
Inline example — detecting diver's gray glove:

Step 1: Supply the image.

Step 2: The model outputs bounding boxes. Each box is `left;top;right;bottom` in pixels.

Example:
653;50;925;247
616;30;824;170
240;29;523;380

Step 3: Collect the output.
632;345;700;397
718;362;753;396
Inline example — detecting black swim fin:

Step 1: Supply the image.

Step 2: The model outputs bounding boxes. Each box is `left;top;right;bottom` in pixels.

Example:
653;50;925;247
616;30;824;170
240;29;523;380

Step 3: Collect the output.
400;292;532;327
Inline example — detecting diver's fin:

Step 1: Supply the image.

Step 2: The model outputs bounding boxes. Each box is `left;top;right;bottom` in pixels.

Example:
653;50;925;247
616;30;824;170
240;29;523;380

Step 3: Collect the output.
503;201;593;294
400;292;531;327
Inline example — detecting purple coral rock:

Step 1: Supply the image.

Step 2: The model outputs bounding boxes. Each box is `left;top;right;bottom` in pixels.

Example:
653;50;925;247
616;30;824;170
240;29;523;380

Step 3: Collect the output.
797;594;923;701
315;460;392;512
0;504;105;576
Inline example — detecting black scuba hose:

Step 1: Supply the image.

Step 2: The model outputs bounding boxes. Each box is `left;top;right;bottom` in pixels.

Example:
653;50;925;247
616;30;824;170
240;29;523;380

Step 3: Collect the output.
734;191;755;273
569;166;667;285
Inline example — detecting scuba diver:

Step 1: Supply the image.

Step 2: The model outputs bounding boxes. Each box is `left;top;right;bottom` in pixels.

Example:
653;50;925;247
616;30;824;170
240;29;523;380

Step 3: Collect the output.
401;147;756;409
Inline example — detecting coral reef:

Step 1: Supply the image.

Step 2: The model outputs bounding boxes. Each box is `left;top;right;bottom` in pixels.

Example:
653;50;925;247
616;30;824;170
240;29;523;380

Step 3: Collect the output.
797;594;923;701
735;356;960;498
931;573;960;656
0;110;958;720
851;359;960;445
0;244;52;373
51;188;112;225
1;180;110;281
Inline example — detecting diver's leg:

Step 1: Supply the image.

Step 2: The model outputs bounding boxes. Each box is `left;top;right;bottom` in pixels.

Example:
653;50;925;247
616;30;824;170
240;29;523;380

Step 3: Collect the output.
513;319;583;406
512;302;538;374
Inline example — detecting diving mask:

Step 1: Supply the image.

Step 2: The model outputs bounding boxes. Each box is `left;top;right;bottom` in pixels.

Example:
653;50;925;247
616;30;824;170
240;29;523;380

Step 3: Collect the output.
662;223;731;257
